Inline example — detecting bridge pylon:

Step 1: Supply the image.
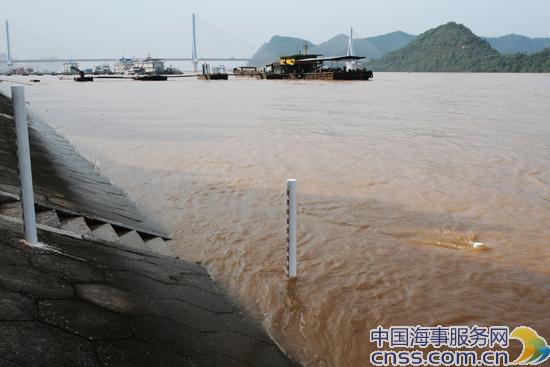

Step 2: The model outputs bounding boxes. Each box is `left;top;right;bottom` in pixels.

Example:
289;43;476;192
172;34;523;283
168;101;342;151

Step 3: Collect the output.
5;20;13;68
192;13;198;72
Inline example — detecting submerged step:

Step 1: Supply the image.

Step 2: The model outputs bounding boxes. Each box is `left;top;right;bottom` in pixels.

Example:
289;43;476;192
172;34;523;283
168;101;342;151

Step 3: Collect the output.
36;209;62;228
119;230;148;252
145;237;174;257
60;216;92;236
90;223;122;244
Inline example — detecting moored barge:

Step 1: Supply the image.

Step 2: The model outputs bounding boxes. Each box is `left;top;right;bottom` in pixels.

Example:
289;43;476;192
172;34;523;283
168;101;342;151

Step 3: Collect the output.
133;74;168;81
198;64;228;80
198;74;228;80
265;54;373;81
70;65;94;82
233;66;263;79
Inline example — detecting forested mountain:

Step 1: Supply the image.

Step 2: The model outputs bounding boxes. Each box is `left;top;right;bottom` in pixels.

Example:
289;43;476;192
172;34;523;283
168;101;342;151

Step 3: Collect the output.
366;23;550;72
485;34;550;54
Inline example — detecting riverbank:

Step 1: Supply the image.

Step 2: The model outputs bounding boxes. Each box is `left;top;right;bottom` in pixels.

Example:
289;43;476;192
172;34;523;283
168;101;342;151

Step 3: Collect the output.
0;217;297;367
0;90;298;367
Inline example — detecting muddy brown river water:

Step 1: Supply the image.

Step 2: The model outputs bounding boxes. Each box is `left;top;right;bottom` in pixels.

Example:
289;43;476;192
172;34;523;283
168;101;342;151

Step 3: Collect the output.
2;73;549;366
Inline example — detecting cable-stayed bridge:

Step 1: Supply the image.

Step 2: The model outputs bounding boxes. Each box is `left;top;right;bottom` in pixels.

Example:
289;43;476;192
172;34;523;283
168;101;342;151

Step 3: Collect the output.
2;14;261;70
6;57;252;63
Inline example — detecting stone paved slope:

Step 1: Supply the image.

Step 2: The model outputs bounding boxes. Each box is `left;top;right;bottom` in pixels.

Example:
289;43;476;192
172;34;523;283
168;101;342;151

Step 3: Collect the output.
0;218;298;367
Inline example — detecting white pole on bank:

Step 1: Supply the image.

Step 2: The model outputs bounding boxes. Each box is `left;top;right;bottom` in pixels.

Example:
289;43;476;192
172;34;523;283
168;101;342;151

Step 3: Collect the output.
287;179;297;278
12;86;38;245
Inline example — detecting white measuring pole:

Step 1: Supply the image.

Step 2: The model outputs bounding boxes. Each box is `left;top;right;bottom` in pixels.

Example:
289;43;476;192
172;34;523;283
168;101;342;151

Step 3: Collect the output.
12;86;38;244
287;179;297;278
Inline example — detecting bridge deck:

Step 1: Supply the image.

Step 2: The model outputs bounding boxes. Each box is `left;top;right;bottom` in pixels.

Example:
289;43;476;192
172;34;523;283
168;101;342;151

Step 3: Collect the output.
2;57;256;64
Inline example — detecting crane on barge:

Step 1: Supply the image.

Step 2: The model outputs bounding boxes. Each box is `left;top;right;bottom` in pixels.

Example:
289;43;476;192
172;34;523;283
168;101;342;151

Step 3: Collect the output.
70;66;94;82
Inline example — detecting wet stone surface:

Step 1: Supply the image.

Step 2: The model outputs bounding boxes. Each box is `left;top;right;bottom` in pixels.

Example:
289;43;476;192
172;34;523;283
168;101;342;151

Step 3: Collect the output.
0;287;36;321
0;321;97;367
39;299;132;340
30;253;105;283
0;219;299;367
75;283;152;315
0;265;74;299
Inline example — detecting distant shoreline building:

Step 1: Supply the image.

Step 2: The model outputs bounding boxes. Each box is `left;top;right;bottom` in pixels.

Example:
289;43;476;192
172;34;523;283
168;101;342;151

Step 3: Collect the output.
62;61;79;74
131;56;165;74
112;56;165;75
94;64;112;75
114;57;133;74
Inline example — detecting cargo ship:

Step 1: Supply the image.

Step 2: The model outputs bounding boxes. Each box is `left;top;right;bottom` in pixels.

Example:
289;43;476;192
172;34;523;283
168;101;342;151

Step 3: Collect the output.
264;54;373;80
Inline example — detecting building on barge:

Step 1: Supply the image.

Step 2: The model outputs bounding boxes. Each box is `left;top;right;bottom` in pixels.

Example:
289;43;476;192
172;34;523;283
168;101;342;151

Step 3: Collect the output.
130;56;165;75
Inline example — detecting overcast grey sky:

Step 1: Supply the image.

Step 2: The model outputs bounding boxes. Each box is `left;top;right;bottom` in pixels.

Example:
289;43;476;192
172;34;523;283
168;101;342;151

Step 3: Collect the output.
1;0;550;59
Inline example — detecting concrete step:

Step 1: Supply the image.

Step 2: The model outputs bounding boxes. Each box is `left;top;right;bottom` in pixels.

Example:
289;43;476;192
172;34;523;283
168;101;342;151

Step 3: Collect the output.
90;223;122;244
0;198;168;255
60;216;92;236
145;237;174;257
119;230;148;252
0;202;22;218
36;209;61;228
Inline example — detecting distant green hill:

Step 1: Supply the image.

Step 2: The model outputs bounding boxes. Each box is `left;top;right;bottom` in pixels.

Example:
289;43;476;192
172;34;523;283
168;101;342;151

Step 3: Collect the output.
312;31;416;59
311;34;350;57
499;48;550;72
366;22;550;72
485;34;550;54
247;31;416;67
247;36;315;67
367;31;417;55
367;22;501;72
